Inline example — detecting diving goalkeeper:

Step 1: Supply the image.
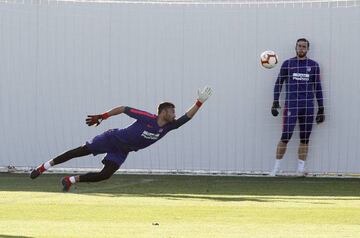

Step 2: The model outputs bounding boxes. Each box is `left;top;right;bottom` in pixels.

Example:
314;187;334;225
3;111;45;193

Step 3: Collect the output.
30;87;213;191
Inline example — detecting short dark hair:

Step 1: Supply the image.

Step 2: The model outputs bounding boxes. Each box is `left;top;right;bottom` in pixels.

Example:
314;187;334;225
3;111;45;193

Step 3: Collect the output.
157;102;175;115
296;38;310;48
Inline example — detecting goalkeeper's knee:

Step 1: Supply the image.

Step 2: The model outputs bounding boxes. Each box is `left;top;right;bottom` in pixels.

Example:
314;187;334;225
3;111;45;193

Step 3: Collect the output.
281;139;289;144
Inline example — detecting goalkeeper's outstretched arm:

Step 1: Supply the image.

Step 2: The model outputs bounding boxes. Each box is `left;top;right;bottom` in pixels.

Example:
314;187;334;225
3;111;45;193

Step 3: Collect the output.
186;86;213;119
85;86;213;127
85;106;126;126
106;106;126;116
168;86;213;130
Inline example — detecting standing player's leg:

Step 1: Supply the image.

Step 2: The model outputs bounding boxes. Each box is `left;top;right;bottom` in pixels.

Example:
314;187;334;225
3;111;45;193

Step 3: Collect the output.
61;152;126;192
30;146;91;179
297;107;314;175
270;106;297;176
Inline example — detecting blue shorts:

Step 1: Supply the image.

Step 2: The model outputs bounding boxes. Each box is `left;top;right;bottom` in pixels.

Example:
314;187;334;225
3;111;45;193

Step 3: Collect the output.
86;130;129;167
281;105;314;143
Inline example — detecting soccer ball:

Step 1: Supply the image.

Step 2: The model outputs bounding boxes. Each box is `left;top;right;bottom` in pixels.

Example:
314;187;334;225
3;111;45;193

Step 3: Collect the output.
260;50;278;69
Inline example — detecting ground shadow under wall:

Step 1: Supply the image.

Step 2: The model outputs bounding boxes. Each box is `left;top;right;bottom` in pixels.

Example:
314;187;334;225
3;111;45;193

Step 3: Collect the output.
0;173;359;202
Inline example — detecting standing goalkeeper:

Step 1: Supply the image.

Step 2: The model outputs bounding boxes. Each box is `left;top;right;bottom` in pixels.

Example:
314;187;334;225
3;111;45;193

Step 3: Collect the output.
30;87;212;191
270;38;325;176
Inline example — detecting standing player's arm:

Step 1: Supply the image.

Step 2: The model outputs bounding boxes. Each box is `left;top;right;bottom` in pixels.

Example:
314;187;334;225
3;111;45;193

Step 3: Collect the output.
273;62;287;102
314;64;324;108
85;106;126;127
314;64;325;123
272;61;287;117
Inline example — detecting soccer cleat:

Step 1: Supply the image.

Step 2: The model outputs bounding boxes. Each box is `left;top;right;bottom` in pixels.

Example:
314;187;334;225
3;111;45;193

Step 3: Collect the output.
269;168;279;177
62;176;72;192
30;164;46;179
295;171;308;178
269;170;277;177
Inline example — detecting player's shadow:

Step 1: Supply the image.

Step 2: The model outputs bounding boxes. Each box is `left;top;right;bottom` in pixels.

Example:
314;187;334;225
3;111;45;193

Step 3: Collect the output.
1;173;360;202
0;173;360;203
0;235;34;238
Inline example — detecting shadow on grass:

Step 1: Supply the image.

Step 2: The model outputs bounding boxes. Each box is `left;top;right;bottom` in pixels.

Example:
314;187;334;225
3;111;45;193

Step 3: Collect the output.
1;173;359;202
0;235;34;238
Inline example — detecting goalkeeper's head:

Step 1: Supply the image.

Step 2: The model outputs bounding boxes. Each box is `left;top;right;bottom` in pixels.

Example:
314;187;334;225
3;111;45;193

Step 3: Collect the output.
157;102;176;122
295;38;310;59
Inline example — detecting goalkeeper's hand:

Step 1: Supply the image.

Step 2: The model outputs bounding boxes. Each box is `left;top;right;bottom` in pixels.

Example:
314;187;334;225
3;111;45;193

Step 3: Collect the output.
316;106;325;124
86;113;109;126
271;101;281;117
197;86;213;104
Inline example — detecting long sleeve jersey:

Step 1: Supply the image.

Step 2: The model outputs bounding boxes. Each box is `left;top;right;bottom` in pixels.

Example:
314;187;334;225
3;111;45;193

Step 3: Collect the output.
274;57;323;108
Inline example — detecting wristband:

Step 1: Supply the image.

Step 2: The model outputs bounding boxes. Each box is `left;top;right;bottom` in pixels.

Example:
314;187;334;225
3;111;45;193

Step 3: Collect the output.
101;112;110;120
196;100;203;107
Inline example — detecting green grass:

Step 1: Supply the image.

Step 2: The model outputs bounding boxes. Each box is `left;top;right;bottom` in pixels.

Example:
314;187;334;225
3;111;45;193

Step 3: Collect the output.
0;173;360;238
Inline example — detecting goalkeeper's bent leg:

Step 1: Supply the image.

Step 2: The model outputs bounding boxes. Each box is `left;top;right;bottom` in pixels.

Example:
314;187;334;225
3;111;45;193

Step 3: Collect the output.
61;159;119;192
78;160;119;183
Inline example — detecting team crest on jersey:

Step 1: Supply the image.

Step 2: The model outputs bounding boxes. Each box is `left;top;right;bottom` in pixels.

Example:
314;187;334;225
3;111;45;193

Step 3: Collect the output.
158;129;163;133
287;111;292;116
307;66;311;72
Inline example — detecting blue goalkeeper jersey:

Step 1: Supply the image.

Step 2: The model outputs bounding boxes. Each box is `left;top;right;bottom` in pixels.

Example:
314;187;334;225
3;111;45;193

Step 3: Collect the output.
108;107;191;153
274;57;324;108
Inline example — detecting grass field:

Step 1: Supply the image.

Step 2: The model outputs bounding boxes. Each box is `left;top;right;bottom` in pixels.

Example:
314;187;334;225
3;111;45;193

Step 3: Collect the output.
0;173;360;238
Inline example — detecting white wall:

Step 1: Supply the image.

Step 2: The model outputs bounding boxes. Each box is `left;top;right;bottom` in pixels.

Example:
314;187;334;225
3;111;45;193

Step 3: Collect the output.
0;1;359;174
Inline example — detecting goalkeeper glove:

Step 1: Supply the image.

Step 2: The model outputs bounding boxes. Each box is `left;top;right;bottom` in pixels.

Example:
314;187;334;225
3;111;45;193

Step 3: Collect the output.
196;86;213;107
86;113;110;126
271;101;280;117
316;106;325;124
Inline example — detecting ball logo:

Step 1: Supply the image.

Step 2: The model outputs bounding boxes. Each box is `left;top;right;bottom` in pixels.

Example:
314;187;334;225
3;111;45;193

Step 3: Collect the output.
260;50;278;69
